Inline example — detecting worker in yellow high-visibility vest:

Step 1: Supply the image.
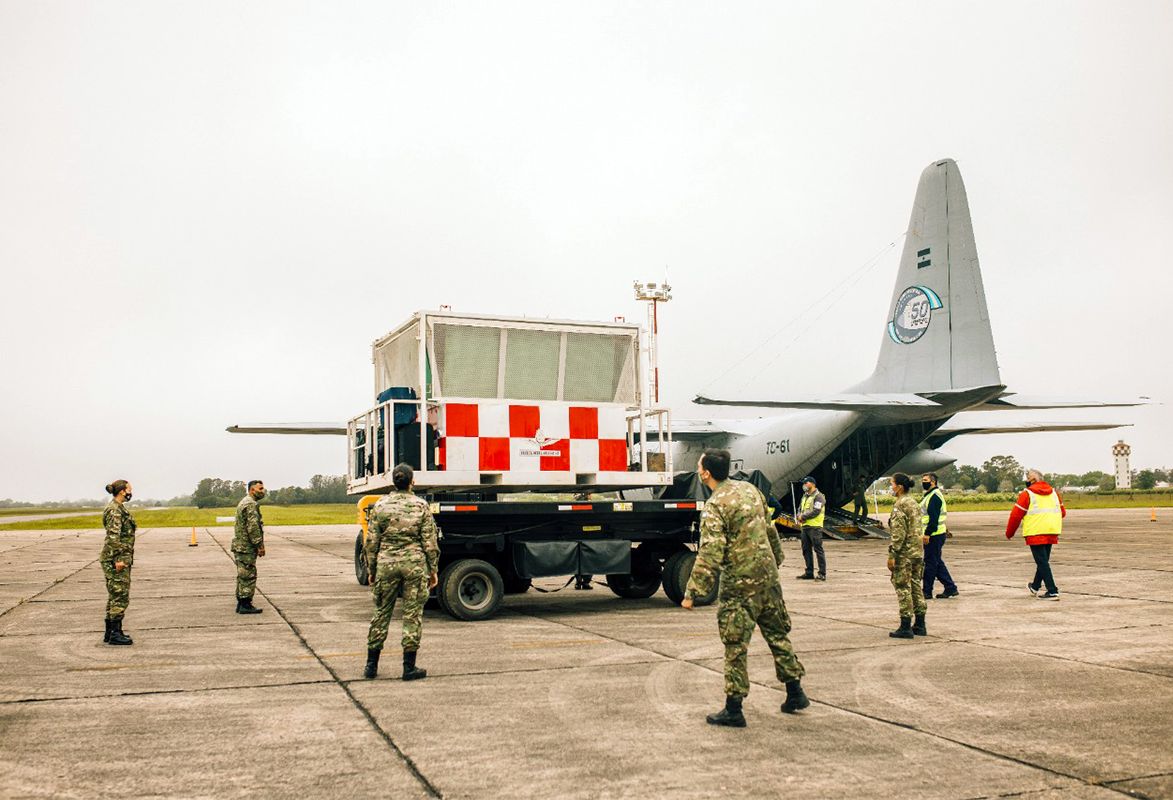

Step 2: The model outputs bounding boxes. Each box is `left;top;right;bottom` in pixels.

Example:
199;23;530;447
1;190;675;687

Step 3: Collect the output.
920;473;958;600
795;476;827;581
1006;468;1065;600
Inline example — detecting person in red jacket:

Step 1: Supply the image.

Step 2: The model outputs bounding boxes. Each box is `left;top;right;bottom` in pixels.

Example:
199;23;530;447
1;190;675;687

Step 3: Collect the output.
1005;469;1065;600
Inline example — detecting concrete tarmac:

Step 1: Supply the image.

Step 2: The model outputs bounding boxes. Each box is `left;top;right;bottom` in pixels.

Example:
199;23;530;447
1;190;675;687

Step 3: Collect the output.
1;509;1170;799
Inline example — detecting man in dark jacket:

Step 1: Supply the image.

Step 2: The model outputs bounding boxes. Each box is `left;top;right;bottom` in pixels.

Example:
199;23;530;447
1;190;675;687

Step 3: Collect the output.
921;473;958;599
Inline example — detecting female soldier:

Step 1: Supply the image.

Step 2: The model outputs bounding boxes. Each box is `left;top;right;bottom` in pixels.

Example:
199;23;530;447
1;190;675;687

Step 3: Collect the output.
101;479;137;646
887;472;926;639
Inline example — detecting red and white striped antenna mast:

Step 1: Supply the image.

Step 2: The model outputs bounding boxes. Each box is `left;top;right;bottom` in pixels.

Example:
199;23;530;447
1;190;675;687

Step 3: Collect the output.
633;278;672;404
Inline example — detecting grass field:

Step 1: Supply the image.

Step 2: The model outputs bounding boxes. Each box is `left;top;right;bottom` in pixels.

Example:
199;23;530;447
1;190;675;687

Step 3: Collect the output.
0;504;358;531
3;491;1171;531
853;490;1173;514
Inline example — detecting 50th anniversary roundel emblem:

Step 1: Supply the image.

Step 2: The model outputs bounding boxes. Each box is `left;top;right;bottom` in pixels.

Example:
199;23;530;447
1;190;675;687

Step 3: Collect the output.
887;285;943;344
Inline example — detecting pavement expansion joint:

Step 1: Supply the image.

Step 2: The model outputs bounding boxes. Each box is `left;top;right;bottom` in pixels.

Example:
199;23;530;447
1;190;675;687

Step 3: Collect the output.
959;577;1173;605
0;531;89;556
23;592;242;604
340;655;669;685
199;529;443;799
806;695;1148;799
0;678;338;706
524;606;1157;800
0;532;155;620
264;532;350;560
1106;771;1173;782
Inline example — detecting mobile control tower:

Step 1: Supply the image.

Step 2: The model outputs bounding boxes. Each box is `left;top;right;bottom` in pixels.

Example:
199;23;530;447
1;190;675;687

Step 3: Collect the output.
348;310;675;494
346;310;710;621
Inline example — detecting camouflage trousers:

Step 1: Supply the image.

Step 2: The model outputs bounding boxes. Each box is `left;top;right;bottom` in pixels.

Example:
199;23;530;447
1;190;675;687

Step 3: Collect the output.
718;583;805;698
891;557;926;618
367;557;428;652
234;549;258;601
102;561;132;619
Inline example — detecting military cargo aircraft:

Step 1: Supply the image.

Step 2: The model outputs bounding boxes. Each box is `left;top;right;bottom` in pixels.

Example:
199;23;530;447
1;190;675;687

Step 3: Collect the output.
663;158;1139;516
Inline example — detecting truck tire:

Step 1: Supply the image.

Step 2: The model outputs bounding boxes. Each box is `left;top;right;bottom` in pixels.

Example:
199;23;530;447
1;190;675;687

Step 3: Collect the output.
663;551;718;606
354;532;369;586
607;548;663;599
440;559;504;621
661;550;689;604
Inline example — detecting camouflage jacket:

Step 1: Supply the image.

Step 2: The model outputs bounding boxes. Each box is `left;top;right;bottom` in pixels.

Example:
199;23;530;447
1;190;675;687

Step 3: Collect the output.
233;495;264;553
100;499;137;566
685;479;783;601
888;494;924;562
365;490;440;575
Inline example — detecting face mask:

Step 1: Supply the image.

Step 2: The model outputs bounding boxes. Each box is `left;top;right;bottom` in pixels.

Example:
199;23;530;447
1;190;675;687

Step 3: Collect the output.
124;492;132;501
255;490;266;500
921;482;932;491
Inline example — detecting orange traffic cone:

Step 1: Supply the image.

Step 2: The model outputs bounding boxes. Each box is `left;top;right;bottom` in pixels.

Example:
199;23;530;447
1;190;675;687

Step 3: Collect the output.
189;526;199;546
1151;508;1158;523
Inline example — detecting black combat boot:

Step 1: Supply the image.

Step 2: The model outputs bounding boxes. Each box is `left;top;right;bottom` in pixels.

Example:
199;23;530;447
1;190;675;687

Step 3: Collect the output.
103;618;112;643
889;616;914;639
781;679;810;714
108;617;133;646
363;648;380;679
236;598;262;615
796;572;814;580
402;649;427;681
912;612;927;636
706;695;747;727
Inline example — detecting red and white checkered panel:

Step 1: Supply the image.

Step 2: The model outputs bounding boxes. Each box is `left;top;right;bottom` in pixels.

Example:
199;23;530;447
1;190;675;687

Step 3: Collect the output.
440;402;628;473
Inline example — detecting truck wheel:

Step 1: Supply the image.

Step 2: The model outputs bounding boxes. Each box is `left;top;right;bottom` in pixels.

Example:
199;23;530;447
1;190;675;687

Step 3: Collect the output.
662;551;716;605
607;549;663;599
661;550;689;604
435;564;455;616
354;532;369;586
440;559;504;621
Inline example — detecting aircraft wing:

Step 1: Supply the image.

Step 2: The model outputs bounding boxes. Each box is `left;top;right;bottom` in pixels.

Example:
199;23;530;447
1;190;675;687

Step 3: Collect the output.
633;418;763;443
926;422;1130;448
694;384;1007;413
693;393;940;411
226;423;347;435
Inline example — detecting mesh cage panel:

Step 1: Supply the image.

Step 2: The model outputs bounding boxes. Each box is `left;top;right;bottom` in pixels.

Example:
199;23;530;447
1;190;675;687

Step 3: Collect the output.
503;328;560;400
434;324;500;398
614;338;637;404
564;332;632;402
373;329;420;396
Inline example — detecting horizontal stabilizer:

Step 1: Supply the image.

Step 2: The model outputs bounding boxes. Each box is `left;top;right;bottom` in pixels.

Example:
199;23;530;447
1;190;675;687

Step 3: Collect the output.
972;394;1152;411
227;423;347;436
927;422;1129;448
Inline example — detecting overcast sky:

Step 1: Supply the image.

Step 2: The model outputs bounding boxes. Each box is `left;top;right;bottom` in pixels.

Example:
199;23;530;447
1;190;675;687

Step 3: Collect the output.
2;1;1170;502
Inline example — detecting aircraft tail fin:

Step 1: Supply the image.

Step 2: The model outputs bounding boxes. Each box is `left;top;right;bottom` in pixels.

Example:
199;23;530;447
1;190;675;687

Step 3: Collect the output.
854;159;1000;394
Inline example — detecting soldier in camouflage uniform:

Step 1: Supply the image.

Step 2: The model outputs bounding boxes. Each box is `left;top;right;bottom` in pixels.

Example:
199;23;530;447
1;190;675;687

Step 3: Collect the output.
363;463;440;681
887;472;927;638
682;449;809;727
232;480;267;614
101;479;137;645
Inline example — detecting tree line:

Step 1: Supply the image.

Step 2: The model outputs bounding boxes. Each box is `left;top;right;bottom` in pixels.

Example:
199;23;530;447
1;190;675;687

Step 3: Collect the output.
191;475;349;508
930;457;1171;493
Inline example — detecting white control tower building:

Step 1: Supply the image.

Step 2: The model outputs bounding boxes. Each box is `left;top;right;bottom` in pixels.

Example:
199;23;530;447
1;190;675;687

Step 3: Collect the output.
1112;440;1132;489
